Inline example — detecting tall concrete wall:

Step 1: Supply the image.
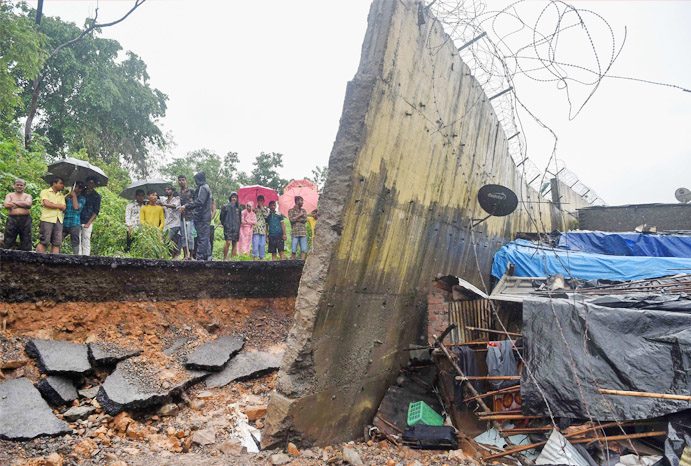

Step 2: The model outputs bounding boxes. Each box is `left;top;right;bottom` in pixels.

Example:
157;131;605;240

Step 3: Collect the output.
264;0;558;446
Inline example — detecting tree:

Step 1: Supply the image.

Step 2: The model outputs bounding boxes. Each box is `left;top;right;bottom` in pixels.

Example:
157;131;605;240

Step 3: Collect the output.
160;149;242;201
309;165;328;193
20;1;165;175
0;3;45;136
245;152;287;192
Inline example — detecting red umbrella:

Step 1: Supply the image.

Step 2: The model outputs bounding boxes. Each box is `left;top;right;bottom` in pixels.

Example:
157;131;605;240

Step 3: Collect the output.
279;179;319;217
237;185;279;206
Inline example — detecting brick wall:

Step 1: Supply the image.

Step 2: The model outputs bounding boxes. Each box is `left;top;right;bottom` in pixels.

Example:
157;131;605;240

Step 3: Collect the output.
427;285;450;344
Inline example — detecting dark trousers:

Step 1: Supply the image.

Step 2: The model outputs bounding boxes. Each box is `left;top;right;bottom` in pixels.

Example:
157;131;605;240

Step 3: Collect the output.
194;220;211;261
63;225;81;254
126;230;134;252
3;215;32;251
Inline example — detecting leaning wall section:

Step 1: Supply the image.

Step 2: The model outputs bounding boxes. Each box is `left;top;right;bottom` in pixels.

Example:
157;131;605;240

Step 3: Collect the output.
264;0;560;446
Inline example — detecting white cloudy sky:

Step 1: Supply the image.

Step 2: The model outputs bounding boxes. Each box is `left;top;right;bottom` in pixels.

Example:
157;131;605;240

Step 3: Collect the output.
25;0;691;205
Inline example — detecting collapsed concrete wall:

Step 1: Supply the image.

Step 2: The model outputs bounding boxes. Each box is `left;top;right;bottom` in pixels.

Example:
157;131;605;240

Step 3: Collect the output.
0;249;302;302
264;0;559;446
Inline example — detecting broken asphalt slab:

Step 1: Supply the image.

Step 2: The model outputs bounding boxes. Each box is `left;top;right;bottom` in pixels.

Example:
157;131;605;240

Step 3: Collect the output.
97;357;208;415
36;375;78;406
25;339;91;376
185;335;244;372
0;378;71;440
88;342;141;367
205;351;284;389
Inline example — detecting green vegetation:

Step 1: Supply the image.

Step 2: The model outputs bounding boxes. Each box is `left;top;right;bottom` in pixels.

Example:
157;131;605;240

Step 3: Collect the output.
0;4;322;260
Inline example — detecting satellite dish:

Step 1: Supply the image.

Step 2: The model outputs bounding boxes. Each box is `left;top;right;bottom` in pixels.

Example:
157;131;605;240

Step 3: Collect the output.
478;184;519;217
675;187;691;204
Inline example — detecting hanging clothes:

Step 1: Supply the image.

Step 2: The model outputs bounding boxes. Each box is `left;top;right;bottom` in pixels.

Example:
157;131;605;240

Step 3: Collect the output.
486;340;519;390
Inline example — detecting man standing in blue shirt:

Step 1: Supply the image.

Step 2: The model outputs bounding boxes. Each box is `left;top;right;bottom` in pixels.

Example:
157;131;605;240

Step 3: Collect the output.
63;182;86;255
266;200;286;260
79;176;101;255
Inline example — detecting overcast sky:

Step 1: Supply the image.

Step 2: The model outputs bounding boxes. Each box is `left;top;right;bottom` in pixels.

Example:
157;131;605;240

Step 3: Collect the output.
25;0;691;205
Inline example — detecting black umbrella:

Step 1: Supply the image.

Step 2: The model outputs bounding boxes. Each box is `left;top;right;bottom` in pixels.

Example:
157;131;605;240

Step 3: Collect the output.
120;179;170;200
45;157;108;187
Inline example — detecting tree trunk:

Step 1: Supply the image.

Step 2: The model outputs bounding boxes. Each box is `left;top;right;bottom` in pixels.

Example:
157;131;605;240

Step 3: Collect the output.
24;77;41;149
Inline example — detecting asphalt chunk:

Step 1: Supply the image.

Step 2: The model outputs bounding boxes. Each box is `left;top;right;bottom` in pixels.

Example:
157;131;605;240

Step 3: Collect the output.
88;342;141;367
36;375;78;406
205;351;283;389
25;339;91;376
185;335;244;372
0;378;71;440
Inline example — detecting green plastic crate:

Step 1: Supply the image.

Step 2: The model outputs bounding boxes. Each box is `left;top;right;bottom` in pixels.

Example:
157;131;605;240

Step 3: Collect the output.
407;401;444;426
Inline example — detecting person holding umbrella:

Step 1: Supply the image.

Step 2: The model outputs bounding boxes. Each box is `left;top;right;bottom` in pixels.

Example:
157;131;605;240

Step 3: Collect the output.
62;181;86;254
79;176;101;256
180;172;212;261
125;189;146;252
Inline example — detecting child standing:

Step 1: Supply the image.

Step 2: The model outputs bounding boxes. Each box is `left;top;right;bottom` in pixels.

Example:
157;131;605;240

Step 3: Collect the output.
140;191;165;230
266;200;286;260
251;195;270;260
221;192;242;260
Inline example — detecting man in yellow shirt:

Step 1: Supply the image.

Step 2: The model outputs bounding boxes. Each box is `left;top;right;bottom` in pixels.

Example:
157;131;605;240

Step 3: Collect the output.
37;176;66;254
139;191;165;230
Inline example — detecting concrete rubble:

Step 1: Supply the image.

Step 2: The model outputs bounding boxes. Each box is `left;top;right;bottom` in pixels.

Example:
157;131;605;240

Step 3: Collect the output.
0;378;71;440
25;339;91;375
205;350;284;389
184;334;244;371
36;375;78;406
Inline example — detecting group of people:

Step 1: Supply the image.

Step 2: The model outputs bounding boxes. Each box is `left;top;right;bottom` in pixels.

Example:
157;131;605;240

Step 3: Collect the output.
2;176;101;255
2;171;314;261
123;172;313;261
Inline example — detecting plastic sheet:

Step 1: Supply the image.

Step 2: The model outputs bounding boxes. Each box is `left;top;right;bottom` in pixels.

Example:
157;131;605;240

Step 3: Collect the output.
558;231;691;258
491;239;691;281
521;298;691;420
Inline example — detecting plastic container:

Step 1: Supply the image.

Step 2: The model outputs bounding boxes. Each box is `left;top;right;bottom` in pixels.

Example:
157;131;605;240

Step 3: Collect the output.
407;401;444;426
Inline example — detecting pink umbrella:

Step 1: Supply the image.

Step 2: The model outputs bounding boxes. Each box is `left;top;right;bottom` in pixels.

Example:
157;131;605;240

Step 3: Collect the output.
237;185;279;206
279;179;319;217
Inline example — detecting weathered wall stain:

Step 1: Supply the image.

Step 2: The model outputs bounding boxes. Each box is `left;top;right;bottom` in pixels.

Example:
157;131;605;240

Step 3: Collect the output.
264;0;572;446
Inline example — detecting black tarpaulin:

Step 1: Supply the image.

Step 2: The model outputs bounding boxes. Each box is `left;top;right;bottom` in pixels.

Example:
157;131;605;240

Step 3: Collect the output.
521;298;691;420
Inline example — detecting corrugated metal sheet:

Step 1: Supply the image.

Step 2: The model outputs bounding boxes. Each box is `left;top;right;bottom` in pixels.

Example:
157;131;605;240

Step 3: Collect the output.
448;299;493;343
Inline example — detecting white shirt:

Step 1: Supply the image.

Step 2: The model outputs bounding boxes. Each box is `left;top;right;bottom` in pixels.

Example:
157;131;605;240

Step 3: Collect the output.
163;196;181;230
125;201;142;227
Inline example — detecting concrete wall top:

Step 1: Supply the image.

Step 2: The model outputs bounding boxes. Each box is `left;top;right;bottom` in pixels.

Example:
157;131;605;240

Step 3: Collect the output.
578;203;691;232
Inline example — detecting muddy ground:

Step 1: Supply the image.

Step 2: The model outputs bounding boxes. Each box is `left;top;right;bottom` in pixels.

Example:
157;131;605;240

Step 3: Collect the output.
0;298;479;465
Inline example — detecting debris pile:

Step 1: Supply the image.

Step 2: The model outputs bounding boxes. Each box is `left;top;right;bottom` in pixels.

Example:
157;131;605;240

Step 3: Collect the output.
367;229;691;464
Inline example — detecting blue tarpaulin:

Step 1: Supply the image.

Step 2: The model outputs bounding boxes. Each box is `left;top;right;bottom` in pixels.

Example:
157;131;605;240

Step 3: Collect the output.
558;231;691;258
491;239;691;281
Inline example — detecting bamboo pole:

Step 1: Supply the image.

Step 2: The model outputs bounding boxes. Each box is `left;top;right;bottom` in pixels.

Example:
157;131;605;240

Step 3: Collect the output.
465;326;521;337
598;388;691;402
477;414;545;421
463;384;520;403
500;426;553;434
456;375;520;381
571;431;666;444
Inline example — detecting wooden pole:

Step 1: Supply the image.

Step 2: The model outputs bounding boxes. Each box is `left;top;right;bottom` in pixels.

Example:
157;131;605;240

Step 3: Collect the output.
598;388;691;402
500;426;553;434
465;326;521;337
463;384;520;403
571;431;666;444
456;375;520;381
477;414;545;421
